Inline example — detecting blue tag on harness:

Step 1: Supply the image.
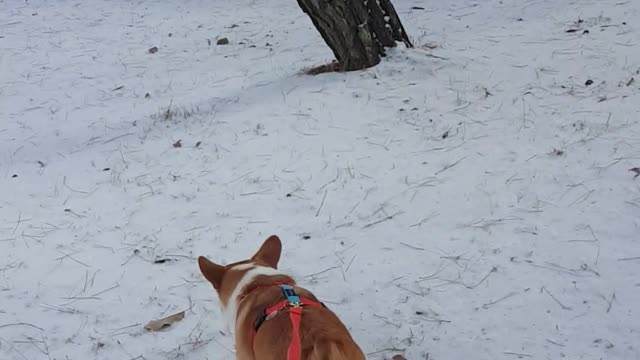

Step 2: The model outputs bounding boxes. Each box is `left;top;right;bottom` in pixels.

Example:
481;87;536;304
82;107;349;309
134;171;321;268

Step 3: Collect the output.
280;284;301;304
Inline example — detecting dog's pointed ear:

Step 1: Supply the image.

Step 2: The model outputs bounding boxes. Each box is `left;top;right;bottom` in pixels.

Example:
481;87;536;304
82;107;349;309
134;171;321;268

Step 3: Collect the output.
198;256;226;289
252;235;282;269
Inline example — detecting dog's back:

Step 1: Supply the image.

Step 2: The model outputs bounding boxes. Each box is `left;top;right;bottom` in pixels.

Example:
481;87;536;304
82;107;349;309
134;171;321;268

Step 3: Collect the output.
199;235;366;360
310;340;366;360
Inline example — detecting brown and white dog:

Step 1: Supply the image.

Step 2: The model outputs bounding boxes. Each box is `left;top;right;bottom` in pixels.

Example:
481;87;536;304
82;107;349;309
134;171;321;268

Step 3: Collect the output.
198;235;366;360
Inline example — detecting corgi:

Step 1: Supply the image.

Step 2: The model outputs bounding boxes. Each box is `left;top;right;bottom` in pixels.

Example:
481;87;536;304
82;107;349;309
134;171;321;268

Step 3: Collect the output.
198;235;366;360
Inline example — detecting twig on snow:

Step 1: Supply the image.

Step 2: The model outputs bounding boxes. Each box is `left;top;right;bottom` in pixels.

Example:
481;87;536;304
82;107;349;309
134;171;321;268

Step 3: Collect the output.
366;347;406;356
618;256;640;261
542;287;572;310
409;211;438;227
439;267;497;289
315;190;328;217
63;176;91;194
545;339;566;347
504;351;532;358
400;242;424;251
481;291;518;309
362;211;404;228
606;292;616;313
0;322;44;331
435;156;466;175
12;212;22;234
304;265;340;279
56;250;90;267
373;314;401;328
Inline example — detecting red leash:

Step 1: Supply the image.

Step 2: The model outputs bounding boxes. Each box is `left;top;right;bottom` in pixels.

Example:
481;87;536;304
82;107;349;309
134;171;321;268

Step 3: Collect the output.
252;285;325;360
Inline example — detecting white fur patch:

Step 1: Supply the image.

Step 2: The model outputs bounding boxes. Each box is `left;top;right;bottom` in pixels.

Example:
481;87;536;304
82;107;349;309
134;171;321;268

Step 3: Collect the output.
229;263;256;272
222;264;282;332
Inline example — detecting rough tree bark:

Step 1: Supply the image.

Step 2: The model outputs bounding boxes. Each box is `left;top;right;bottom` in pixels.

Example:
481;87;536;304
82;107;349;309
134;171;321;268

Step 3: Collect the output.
296;0;413;71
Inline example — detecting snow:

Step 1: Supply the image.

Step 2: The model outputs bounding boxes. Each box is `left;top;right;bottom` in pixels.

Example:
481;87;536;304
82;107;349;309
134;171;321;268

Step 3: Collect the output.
1;0;639;359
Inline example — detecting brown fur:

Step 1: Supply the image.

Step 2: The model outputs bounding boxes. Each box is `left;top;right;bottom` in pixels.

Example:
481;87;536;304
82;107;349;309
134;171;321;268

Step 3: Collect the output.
199;235;366;360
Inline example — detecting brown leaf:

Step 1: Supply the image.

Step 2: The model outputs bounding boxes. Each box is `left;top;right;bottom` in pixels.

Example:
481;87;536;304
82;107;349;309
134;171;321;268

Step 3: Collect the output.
392;355;407;360
144;310;185;331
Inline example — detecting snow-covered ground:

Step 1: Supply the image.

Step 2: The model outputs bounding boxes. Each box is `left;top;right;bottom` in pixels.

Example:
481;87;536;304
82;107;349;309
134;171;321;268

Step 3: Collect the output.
1;0;639;359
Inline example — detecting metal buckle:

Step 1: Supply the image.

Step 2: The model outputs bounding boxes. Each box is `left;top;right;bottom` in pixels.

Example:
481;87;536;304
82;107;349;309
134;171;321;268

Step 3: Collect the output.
280;285;301;305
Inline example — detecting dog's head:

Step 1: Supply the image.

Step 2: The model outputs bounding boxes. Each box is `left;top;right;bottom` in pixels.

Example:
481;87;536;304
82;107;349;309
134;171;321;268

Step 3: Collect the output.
197;235;282;309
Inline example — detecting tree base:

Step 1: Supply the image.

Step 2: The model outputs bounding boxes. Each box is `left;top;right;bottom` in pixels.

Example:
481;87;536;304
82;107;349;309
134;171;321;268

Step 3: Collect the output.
297;0;412;71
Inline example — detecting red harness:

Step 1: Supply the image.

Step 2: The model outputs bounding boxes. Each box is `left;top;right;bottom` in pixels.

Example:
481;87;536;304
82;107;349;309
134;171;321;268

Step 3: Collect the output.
251;284;325;360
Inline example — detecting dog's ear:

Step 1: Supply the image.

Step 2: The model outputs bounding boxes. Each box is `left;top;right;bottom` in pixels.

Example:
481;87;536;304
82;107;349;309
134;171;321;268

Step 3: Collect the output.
198;256;226;289
251;235;282;269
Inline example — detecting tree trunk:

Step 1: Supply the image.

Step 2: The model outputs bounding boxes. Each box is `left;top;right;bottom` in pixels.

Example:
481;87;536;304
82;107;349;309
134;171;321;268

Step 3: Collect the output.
296;0;413;71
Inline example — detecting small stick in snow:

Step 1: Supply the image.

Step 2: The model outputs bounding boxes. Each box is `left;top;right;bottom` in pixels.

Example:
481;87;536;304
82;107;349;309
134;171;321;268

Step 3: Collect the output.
586;225;600;265
55;250;90;268
319;171;340;191
344;255;356;273
12;212;22;234
466;267;497;289
240;189;272;196
409;211;438;227
416;317;451;323
526;262;581;277
82;269;89;292
372;314;401;328
606;292;616;313
437;267;497;289
164;98;174;121
110;322;143;335
618;256;640;261
315;190;328;217
396;284;426;297
440;255;464;265
362;211;404;228
417;264;447;282
62;176;91;194
542;287;572;310
304;265;340;279
59;296;100;306
545;339;566;347
40;303;79;314
482;291;518;309
68;316;88;342
400;242;424;251
568;189;595;206
434;156;466;175
41;335;52;360
366;347;406;356
0;322;44;331
504;351;532;358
